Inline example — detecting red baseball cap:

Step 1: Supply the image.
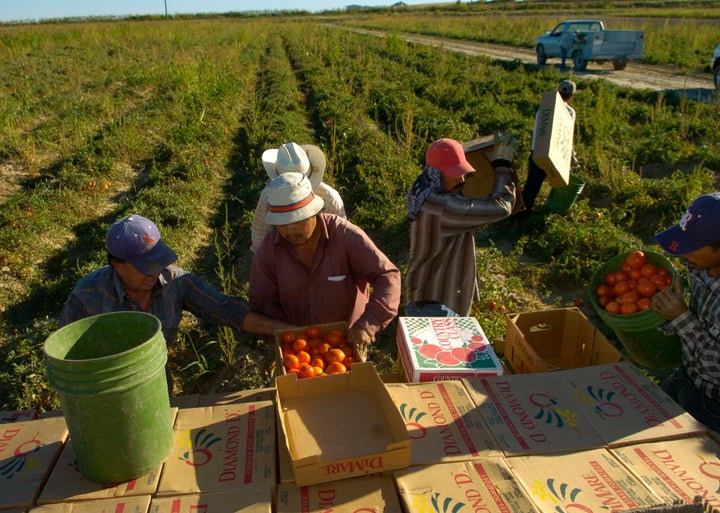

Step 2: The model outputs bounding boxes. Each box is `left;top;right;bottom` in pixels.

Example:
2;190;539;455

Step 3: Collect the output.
425;138;475;179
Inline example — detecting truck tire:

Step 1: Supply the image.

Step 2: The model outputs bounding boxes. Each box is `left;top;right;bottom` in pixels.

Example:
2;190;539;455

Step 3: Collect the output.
613;59;628;70
572;50;588;71
714;66;720;89
536;45;547;65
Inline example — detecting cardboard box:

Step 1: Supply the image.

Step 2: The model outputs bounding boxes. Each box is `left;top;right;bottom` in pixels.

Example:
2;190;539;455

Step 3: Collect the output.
0;416;69;510
149;488;271;513
29;495;151;513
386;380;502;465
397;317;503;383
462;135;525;214
37;438;162;504
394;458;540;513
156;402;276;496
275;362;410;486
197;388;275;406
554;362;706;446
532;91;574;187
274;321;357;377
276;474;401;512
462;373;606;456
0;410;37;424
610;436;720;509
504;307;623;374
507;448;664;513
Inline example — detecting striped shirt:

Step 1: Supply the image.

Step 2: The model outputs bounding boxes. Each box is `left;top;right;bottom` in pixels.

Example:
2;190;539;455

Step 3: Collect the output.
405;167;515;316
670;267;720;399
61;265;252;344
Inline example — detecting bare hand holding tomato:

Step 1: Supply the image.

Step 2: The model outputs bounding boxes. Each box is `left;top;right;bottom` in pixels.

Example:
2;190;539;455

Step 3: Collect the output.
347;325;371;362
651;280;687;320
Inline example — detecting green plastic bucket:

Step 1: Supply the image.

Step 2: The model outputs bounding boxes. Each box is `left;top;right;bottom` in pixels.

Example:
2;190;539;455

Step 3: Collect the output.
43;311;173;483
545;175;585;214
588;251;682;369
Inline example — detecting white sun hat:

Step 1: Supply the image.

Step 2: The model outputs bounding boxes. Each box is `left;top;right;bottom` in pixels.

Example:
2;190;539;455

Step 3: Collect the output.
261;142;324;191
264;173;325;226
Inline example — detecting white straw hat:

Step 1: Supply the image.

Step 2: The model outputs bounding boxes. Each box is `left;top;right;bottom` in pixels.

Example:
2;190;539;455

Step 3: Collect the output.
264;173;325;226
262;142;324;191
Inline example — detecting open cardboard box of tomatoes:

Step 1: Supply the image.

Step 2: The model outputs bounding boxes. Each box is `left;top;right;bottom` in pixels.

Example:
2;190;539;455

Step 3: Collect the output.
274;322;361;378
275;362;411;486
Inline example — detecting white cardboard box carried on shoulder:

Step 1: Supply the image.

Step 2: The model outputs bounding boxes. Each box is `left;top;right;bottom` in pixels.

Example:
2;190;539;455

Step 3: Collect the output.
532;90;574;187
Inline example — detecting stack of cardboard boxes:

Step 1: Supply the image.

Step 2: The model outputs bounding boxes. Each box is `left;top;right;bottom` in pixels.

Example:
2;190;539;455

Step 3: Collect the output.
3;318;718;513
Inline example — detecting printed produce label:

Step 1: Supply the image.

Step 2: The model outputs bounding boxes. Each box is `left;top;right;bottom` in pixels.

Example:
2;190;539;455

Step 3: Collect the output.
399;317;502;374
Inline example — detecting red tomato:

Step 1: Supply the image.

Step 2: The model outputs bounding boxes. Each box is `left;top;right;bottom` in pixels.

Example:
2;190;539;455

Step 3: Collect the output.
305;325;321;339
621;301;638;315
624;250;646;269
613;280;631;297
605;272;618;286
637;298;652;311
281;330;295;345
640;263;657;278
605;301;621;314
636;280;657;298
597;295;611;308
596;284;611;297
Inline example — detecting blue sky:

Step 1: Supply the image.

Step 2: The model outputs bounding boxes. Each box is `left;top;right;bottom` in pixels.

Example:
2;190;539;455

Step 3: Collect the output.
1;0;440;22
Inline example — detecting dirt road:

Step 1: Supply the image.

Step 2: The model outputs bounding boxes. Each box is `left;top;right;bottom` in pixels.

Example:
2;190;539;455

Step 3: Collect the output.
348;27;717;102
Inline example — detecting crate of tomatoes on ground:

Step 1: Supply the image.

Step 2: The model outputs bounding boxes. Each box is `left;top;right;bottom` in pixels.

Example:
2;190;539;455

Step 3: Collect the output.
274;322;359;378
588;249;682;369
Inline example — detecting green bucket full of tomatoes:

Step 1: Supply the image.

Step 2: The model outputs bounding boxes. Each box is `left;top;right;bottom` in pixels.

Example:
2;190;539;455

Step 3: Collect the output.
588;250;682;369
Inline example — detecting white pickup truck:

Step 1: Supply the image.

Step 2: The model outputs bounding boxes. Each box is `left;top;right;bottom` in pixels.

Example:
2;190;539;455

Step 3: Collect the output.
536;20;645;71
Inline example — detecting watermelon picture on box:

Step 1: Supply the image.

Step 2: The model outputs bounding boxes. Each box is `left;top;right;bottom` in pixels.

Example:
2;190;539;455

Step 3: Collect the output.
396;317;503;382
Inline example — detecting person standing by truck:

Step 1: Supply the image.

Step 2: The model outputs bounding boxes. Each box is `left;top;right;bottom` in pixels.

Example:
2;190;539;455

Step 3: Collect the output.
560;30;578;70
515;80;577;221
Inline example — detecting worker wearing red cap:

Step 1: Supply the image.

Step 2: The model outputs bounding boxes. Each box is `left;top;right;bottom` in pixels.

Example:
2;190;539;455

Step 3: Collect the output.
404;132;518;317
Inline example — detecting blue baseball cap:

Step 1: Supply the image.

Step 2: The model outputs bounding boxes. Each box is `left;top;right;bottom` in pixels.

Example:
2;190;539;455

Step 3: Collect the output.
105;214;177;275
655;193;720;256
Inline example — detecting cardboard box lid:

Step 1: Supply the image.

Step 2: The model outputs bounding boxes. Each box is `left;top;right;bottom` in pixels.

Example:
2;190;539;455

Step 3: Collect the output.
394;458;541;513
507;448;664;512
397;317;503;380
29;495;151;513
37;437;162;504
277;474;401;512
610;435;720;508
386;381;502;464
156;401;276;496
149;488;271;513
462;373;606;456
0;416;69;509
276;362;410;486
552;362;706;446
462;135;525;214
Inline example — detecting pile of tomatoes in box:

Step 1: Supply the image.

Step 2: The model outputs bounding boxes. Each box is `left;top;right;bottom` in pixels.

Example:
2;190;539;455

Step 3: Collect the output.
594;250;673;315
280;325;356;378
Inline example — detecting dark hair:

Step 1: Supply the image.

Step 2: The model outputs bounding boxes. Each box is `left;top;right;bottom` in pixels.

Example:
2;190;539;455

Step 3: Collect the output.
107;252;125;266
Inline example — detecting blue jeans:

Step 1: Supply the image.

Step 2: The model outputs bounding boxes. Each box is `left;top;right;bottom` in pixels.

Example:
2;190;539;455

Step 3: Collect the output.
662;367;720;434
404;301;459;317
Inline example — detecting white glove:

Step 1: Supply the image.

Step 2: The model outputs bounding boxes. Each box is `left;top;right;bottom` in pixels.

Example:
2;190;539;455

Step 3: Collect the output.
491;130;518;165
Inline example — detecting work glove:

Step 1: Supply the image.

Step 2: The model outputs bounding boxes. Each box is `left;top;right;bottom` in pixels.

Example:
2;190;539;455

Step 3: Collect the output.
490;130;518;168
